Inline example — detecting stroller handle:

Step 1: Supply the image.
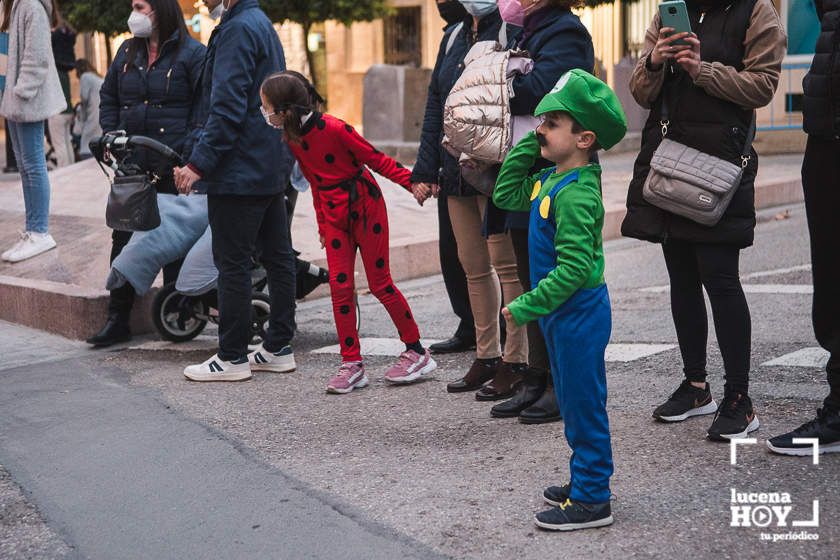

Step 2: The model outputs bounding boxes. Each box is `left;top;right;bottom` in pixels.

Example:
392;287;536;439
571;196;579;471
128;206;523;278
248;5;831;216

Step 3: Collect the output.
90;132;185;168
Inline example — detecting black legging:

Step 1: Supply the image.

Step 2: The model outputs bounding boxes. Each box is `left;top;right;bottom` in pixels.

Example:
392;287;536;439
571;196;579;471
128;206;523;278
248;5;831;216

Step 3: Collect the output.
662;239;751;396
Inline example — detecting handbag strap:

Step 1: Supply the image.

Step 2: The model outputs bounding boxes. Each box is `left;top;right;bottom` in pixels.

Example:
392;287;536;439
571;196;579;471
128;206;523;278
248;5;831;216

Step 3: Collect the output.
659;95;756;169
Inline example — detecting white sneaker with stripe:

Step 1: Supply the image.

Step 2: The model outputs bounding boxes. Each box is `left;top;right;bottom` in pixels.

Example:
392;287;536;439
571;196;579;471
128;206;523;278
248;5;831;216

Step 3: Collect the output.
183;354;252;382
248;344;296;373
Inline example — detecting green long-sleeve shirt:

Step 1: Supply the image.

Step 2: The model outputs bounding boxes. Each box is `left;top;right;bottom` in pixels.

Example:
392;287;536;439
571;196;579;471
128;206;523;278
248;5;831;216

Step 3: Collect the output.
493;131;606;326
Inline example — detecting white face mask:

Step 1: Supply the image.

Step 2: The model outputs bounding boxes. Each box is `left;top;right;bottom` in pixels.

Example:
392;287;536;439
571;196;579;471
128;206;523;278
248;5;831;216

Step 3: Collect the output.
209;3;224;20
128;11;154;38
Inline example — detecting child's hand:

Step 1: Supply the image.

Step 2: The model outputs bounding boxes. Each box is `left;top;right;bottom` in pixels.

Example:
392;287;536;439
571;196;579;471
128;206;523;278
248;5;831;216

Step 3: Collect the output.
430;184;441;198
319;234;326;249
411;183;431;206
501;306;513;323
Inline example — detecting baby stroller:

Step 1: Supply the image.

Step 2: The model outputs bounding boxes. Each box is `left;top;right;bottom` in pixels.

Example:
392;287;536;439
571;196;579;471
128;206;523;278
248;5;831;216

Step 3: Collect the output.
91;132;329;344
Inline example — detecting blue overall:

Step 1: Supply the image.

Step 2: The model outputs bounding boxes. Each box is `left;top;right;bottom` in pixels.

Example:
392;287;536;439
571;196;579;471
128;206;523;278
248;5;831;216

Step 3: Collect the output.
529;170;613;504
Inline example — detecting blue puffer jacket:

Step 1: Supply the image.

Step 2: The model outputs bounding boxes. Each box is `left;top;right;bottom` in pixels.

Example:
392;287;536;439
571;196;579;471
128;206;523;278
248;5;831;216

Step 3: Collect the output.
500;7;595;231
100;31;205;190
186;0;293;196
410;11;507;197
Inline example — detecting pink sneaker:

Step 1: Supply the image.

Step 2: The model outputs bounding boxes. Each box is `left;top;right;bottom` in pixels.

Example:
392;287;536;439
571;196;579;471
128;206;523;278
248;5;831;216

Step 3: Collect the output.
326;361;369;394
384;349;437;384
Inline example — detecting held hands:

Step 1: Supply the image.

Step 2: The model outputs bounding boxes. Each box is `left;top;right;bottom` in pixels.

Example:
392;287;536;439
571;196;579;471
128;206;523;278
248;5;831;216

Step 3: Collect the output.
173;166;201;195
411;182;439;207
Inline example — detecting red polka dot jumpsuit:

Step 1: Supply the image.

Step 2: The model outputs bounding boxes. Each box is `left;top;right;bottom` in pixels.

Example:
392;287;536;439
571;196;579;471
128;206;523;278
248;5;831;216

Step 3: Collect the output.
287;112;421;362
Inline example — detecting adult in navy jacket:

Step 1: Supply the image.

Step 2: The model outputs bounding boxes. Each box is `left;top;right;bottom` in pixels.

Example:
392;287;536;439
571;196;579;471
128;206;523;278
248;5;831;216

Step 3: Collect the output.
176;0;297;382
87;0;205;348
489;0;595;422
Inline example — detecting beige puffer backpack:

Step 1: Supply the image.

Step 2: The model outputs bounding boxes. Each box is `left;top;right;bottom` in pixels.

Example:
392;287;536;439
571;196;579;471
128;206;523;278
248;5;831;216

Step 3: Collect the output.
442;23;533;195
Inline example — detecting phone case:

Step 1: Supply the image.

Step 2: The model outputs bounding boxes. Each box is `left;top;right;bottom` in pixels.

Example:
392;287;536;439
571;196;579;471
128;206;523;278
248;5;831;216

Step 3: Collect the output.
659;1;693;45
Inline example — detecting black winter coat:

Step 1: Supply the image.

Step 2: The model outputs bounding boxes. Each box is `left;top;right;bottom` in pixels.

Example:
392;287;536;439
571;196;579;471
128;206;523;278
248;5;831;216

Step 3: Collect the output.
410;11;507;197
100;31;205;191
803;0;840;139
622;0;761;248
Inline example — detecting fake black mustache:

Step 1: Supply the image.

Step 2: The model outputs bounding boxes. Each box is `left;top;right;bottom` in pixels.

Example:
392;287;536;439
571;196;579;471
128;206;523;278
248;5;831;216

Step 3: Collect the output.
536;132;548;147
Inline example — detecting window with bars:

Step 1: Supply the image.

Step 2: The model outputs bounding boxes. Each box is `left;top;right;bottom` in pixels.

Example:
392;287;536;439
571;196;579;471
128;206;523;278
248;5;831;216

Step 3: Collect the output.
384;7;422;67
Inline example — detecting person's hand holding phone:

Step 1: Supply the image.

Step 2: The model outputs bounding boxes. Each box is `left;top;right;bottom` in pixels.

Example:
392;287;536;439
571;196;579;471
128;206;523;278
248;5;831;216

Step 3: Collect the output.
650;27;693;70
674;35;702;80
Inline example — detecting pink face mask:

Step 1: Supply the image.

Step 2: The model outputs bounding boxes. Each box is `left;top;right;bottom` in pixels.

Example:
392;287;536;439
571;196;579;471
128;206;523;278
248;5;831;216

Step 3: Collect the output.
498;0;526;26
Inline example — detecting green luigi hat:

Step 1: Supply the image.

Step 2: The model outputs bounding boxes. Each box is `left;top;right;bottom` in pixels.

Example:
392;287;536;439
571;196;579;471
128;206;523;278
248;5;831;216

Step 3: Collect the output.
534;69;628;151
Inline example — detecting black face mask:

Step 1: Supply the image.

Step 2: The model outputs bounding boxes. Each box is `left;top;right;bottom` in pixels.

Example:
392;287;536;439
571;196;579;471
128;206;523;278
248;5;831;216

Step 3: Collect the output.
436;0;468;26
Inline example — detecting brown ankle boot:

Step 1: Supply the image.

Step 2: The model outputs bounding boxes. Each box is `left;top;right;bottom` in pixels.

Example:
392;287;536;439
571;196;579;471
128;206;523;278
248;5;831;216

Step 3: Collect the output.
476;362;526;401
446;358;500;393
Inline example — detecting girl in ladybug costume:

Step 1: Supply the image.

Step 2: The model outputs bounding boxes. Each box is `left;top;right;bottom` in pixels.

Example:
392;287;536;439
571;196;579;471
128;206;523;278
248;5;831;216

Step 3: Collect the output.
259;71;436;394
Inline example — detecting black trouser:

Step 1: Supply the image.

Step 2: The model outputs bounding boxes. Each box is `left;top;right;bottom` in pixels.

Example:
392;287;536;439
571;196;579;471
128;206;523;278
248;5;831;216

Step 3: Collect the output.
438;192;475;341
662;240;751;396
208;193;296;361
510;227;550;377
802;136;840;410
108;230;182;322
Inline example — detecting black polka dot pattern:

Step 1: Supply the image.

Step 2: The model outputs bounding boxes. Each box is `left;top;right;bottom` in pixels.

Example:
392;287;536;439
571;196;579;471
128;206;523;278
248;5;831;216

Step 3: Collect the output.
316;118;326;130
339;305;350;315
396;162;405;169
327;201;335;209
344;124;353;133
385;285;395;295
315;174;323;183
301;141;309;150
331;239;341;249
325;154;335;164
344;337;354;347
336;272;348;283
351;211;359;220
372;223;382;234
405;311;412;319
375;258;385;269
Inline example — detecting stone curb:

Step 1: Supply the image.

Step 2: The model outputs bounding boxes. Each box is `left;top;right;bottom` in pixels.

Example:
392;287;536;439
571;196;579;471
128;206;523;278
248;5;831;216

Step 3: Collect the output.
0;177;802;340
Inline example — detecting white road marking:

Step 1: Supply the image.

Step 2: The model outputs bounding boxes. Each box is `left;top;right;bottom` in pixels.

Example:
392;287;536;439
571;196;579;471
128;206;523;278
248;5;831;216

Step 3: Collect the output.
311;338;442;356
740;264;811;280
641;284;812;294
605;343;676;362
311;338;676;362
761;347;830;368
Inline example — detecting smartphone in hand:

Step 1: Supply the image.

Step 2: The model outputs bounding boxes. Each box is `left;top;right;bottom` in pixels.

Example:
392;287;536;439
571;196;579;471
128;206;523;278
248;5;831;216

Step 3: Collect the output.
659;0;693;46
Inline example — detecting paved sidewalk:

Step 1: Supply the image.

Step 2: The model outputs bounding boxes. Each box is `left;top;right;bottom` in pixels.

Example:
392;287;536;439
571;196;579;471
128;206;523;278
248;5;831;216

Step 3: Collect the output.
0;150;805;338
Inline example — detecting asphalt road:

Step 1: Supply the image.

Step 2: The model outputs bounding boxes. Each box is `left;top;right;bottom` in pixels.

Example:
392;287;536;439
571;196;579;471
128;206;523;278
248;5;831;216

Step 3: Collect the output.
0;202;837;559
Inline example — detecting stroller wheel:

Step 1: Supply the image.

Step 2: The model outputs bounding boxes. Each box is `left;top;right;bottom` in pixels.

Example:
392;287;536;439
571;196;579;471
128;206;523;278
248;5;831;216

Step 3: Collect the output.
249;292;272;347
152;283;209;342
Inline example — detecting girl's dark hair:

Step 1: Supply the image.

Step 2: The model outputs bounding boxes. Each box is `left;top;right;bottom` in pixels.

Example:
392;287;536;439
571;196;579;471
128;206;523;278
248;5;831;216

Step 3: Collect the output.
125;0;189;69
1;0;15;33
75;58;100;77
260;71;325;141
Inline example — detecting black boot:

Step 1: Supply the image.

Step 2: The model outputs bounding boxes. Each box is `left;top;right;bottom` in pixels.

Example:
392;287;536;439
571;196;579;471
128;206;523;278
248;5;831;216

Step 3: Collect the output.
520;381;562;424
86;315;132;347
491;368;546;417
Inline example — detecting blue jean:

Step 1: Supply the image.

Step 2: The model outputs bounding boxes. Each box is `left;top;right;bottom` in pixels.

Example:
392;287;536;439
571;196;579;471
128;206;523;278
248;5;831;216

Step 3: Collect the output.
8;120;50;233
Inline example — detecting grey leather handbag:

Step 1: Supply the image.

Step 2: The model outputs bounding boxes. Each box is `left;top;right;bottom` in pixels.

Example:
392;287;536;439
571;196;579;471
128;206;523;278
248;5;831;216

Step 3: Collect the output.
643;99;756;227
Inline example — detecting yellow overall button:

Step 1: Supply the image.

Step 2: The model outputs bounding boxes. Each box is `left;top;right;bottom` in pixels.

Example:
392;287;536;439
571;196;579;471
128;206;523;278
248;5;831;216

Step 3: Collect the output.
539;196;551;219
530;181;541;201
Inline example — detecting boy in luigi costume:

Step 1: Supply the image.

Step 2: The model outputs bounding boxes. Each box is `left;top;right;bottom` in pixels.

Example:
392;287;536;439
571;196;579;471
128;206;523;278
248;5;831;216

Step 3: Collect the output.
494;69;627;531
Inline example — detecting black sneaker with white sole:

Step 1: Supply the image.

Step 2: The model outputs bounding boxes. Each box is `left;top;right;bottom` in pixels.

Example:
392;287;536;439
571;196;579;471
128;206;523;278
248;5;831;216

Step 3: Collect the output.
767;407;840;456
534;499;613;531
707;392;759;441
653;380;717;422
543;483;571;507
